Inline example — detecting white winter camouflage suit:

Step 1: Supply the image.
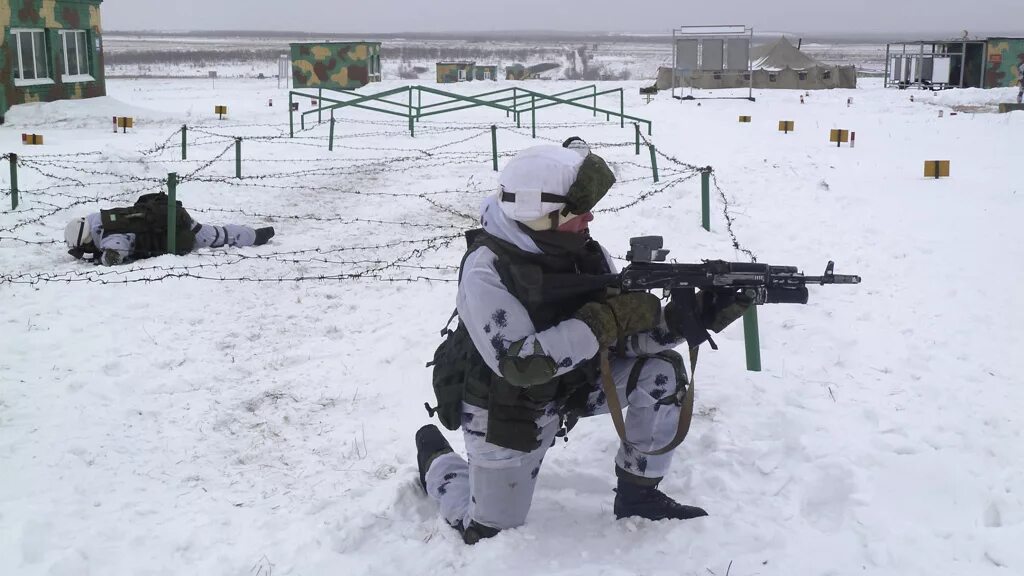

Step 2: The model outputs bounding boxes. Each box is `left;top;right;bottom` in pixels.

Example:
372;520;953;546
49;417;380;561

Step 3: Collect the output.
425;194;691;533
83;212;258;265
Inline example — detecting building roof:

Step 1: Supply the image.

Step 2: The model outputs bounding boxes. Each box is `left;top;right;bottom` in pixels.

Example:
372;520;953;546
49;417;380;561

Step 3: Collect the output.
750;36;820;71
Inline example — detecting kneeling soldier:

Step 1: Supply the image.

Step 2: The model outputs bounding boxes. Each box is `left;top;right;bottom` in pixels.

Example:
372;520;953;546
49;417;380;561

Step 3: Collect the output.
417;138;751;544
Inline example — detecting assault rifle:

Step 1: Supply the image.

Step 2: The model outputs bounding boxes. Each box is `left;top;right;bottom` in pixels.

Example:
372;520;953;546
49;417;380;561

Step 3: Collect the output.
508;235;862;350
617;235;861;304
513;235;861;306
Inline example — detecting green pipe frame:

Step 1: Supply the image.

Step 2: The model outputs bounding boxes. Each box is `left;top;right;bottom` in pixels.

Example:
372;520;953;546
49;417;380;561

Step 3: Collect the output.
288;85;653;139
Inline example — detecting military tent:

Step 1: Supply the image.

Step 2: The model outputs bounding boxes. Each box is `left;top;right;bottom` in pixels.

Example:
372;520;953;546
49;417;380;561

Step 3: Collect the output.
655;36;856;90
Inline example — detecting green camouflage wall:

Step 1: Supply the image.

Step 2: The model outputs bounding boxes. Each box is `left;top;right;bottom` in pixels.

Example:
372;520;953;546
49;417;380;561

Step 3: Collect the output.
1;0;106;121
473;65;497;81
291;42;381;90
985;39;1024;88
436;62;474;83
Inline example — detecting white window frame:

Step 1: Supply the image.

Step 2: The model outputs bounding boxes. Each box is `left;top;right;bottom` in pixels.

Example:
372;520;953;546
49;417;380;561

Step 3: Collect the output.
60;29;93;83
11;28;54;87
458;68;467;81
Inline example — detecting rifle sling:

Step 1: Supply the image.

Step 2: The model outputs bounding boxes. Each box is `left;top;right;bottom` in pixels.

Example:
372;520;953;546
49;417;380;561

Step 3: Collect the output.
598;346;697;457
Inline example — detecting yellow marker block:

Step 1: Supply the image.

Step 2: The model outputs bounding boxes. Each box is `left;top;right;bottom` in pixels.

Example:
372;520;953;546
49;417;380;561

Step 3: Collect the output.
778;120;795;133
116;117;134;128
215;106;228;115
829;129;850;143
21;134;43;145
924;160;950;179
738;115;751;123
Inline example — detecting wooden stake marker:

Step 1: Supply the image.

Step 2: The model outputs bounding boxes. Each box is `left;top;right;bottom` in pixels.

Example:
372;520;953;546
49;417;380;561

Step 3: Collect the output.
778;120;795;134
829;129;850;147
924;160;950;179
115;117;134;133
738;115;751;123
215;105;228;119
21;134;43;145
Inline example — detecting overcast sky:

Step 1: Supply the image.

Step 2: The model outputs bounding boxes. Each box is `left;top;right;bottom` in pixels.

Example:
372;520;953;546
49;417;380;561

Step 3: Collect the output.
103;0;1023;36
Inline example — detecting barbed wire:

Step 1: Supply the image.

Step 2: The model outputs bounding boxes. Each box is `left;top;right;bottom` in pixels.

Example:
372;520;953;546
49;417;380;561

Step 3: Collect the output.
1;121;740;287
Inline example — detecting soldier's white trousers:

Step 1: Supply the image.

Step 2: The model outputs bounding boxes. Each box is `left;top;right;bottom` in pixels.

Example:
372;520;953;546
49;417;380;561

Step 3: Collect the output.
192;222;256;248
424;354;685;532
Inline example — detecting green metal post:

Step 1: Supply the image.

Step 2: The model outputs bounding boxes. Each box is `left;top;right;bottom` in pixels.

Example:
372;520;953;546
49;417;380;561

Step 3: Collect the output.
531;95;536;139
417;87;422;122
514;88;521;127
403;87;411;136
648;144;659;183
166;172;178;255
235;138;242;179
743;305;762;372
318;88;323;124
620;88;624;128
289;93;294;137
593;85;597;117
634;123;640;155
329;114;335;152
9;153;18;210
491;125;498;171
701;168;711;232
181;125;187;160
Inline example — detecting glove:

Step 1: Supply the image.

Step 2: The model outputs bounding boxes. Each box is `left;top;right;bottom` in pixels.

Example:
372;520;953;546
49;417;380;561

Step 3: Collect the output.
574;292;661;347
101;249;124;266
695;288;754;333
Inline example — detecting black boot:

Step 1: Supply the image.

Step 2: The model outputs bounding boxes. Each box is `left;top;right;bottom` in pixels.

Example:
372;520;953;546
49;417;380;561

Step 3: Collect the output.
614;475;708;521
457;519;501;545
253;227;275;246
415;424;453;494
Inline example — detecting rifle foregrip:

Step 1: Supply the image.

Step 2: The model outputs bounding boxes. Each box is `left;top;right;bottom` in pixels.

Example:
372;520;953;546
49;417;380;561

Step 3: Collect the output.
765;287;809;304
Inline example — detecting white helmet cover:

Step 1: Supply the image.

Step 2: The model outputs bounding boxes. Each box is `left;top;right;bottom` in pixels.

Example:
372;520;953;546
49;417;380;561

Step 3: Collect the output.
64;217;93;250
498;145;586;223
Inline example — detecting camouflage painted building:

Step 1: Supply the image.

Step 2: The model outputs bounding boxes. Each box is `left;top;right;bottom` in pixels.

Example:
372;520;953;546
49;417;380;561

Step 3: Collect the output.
474;65;497;81
985;38;1024;89
436;61;475;83
290;41;381;90
1;0;106;123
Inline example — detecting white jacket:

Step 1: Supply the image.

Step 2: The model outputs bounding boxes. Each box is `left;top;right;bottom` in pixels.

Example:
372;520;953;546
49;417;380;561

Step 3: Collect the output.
456;194;683;382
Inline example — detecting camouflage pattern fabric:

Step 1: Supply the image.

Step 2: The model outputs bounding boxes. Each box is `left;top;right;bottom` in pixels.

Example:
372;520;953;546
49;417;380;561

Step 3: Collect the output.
1;0;106;121
290;42;381;90
564;153;616;215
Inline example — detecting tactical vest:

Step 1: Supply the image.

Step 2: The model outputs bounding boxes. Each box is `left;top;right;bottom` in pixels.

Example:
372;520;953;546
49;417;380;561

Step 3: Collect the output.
99;193;196;259
458;229;610;452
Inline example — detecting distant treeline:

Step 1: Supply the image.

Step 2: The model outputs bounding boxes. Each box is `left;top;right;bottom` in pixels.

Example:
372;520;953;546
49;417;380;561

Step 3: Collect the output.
105;46;568;66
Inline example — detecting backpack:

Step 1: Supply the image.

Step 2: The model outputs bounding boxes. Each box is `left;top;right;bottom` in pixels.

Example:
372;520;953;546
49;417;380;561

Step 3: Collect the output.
100;193;196;257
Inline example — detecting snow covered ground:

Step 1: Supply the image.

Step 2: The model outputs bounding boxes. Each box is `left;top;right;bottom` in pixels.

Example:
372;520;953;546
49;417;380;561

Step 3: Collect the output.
1;77;1023;576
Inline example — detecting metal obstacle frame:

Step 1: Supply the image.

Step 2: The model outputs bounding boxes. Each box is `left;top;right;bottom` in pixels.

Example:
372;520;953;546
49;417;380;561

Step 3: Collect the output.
671;25;755;101
287;84;653;141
